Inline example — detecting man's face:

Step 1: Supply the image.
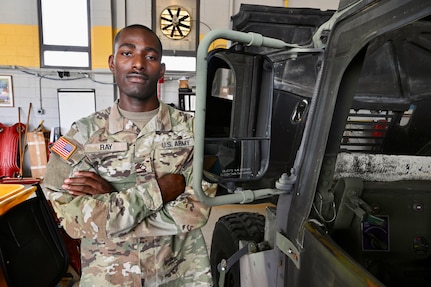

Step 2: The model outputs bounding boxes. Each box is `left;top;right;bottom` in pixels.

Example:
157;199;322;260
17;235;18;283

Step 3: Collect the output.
109;28;165;102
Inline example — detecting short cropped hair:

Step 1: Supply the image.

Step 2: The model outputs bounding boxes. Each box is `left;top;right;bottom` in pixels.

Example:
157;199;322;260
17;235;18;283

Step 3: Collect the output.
113;24;163;56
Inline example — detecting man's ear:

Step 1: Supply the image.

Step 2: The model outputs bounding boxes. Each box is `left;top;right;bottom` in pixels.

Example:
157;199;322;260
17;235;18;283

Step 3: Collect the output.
108;55;115;72
159;63;166;79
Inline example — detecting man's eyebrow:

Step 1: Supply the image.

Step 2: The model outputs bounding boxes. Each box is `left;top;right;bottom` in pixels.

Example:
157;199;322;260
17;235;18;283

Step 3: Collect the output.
118;43;136;49
144;46;161;55
118;43;160;55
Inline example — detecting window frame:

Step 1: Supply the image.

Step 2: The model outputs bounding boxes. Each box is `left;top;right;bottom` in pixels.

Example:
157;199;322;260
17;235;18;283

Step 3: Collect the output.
37;0;92;69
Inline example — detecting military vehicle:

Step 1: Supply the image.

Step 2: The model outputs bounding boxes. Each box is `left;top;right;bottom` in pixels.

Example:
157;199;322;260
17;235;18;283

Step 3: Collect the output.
191;0;431;286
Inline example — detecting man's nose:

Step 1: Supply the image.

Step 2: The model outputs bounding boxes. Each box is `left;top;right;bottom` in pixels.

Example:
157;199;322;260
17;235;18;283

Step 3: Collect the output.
133;54;146;70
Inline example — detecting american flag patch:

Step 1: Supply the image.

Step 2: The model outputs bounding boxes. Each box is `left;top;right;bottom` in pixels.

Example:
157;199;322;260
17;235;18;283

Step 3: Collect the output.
52;137;76;160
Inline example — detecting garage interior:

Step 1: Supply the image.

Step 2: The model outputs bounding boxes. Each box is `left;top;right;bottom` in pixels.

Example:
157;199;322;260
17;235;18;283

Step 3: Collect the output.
3;1;429;287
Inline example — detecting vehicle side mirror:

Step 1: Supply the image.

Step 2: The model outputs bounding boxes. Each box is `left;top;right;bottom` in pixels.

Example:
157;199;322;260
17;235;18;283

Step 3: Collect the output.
203;49;273;185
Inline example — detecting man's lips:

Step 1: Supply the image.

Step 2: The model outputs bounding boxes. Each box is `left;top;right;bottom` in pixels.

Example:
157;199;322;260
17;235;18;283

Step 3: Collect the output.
126;73;148;83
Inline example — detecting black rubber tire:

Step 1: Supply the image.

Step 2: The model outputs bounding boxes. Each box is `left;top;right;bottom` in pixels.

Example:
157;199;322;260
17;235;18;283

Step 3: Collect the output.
210;212;265;287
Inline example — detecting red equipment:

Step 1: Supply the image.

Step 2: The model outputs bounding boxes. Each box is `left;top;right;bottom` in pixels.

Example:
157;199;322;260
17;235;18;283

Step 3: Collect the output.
0;123;26;178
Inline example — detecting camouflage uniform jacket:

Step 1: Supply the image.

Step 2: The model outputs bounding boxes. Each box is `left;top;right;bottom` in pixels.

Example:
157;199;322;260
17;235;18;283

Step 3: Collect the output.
42;100;216;286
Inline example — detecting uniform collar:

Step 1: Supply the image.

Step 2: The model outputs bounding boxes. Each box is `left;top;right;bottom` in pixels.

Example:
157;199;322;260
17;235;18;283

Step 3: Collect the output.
108;99;172;134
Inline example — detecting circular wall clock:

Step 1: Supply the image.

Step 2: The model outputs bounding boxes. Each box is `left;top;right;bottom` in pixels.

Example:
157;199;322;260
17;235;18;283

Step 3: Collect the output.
160;5;192;40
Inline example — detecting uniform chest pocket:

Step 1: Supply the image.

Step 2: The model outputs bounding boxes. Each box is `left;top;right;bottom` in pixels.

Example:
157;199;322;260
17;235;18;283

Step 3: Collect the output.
85;146;132;178
152;134;194;175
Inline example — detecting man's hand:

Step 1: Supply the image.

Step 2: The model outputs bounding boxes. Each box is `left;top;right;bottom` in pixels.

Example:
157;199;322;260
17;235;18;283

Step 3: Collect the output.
62;171;116;196
62;171;185;202
157;174;186;203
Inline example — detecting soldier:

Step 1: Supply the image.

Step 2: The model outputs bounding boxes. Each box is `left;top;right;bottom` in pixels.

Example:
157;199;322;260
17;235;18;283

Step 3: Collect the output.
42;24;216;286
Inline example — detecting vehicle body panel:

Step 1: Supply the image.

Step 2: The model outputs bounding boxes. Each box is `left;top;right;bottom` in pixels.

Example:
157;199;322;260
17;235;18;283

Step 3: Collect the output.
195;0;431;286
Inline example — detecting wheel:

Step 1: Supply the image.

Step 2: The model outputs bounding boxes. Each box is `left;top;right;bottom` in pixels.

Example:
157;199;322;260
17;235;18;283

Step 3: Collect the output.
210;212;265;287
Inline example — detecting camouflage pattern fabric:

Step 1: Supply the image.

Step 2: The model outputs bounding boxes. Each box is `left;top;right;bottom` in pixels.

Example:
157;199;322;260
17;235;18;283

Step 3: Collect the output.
42;100;216;286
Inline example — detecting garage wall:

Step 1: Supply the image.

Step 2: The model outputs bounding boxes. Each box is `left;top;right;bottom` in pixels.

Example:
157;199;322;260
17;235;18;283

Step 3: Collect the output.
0;0;338;176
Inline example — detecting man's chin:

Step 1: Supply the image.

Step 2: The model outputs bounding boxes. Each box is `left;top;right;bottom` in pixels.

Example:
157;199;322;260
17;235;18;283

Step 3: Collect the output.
123;91;154;101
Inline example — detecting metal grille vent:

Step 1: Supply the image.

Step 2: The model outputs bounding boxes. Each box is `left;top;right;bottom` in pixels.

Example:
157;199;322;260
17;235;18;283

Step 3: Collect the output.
341;109;394;152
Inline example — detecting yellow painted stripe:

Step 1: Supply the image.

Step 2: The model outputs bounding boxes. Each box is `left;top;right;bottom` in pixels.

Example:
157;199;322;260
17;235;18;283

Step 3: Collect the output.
0;24;39;67
0;25;229;69
91;26;114;69
199;34;228;52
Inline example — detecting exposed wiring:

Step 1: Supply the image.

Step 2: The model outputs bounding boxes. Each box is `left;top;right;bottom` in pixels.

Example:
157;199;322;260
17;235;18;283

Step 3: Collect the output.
191;20;212;32
312;192;337;223
39;76;43;111
13;65;115;85
0;65;115;114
